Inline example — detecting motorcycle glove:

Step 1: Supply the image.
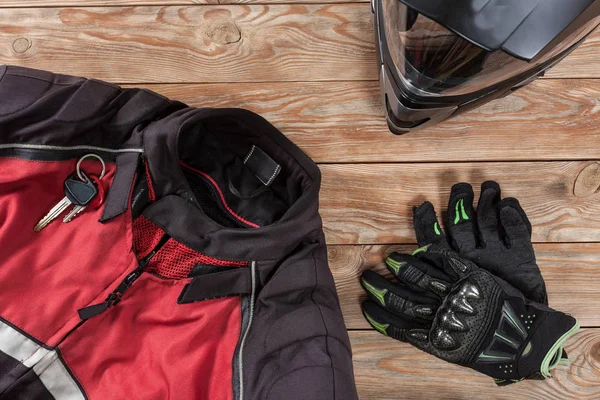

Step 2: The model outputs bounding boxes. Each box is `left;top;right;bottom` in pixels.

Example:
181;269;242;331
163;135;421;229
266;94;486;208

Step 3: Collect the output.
413;181;568;365
412;181;548;305
360;244;579;385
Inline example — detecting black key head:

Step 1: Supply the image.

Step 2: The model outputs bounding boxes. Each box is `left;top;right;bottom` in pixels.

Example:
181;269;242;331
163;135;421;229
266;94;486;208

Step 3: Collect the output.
64;171;98;206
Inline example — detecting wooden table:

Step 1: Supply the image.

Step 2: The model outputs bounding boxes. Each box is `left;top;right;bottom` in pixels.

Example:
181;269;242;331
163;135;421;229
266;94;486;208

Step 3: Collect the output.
2;1;599;398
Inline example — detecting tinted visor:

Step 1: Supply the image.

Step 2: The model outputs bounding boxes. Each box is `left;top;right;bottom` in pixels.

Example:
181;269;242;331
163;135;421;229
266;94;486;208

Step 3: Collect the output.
382;0;599;97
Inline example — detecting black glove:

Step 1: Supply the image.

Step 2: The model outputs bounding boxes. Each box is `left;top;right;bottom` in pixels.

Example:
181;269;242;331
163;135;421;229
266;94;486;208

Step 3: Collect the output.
361;245;579;385
412;181;567;368
412;181;547;305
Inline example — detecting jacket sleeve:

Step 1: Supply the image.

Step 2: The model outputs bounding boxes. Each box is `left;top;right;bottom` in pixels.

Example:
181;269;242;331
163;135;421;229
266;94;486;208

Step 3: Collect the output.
242;236;358;400
0;65;177;148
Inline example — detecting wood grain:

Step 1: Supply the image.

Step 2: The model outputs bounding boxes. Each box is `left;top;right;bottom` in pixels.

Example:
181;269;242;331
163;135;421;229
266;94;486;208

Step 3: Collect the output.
0;5;597;82
0;1;212;6
0;5;373;83
319;162;600;245
329;243;600;329
350;329;600;400
0;0;364;6
138;79;600;163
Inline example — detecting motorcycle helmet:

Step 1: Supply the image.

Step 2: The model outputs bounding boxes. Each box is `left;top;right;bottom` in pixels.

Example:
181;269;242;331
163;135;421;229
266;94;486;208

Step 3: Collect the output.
373;0;600;134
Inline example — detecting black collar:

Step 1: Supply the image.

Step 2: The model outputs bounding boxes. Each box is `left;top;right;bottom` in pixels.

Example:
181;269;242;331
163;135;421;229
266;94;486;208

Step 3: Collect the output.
143;108;322;262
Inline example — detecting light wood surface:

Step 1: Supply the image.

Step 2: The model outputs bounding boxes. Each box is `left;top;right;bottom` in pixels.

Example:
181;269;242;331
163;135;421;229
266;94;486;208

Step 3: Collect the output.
1;1;598;398
319;162;600;245
0;5;598;83
329;243;600;329
0;0;365;5
137;79;600;163
350;329;600;399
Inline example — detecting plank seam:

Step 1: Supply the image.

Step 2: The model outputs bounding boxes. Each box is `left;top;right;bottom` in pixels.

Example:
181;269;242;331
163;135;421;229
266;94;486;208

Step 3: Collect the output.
0;2;370;9
316;159;600;166
327;241;600;247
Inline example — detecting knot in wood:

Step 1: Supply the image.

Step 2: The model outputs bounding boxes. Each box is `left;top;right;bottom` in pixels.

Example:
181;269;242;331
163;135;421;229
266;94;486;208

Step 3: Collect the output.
205;20;241;45
590;341;600;368
12;37;31;54
573;163;600;198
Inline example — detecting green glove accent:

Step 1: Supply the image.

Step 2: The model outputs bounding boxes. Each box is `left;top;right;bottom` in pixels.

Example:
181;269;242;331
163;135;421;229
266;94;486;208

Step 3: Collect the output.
362;278;387;306
540;322;580;378
364;311;389;335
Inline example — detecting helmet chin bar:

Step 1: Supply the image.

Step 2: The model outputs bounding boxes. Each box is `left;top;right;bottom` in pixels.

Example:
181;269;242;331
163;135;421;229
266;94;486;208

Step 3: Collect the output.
380;65;457;135
379;40;575;135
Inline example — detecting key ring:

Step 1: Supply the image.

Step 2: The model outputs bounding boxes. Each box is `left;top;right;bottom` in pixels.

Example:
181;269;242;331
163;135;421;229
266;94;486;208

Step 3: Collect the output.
76;154;106;182
88;174;106;208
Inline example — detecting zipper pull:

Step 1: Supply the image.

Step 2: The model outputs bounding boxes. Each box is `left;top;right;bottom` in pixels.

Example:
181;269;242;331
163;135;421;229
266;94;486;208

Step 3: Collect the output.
77;275;133;320
77;300;110;320
77;235;169;320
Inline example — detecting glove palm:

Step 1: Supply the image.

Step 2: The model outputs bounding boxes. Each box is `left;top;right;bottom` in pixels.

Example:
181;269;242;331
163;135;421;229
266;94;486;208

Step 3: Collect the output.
413;181;547;304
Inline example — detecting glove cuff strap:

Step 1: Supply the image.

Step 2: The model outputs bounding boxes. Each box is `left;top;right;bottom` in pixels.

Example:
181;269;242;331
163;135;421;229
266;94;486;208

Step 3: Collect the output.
540;320;580;378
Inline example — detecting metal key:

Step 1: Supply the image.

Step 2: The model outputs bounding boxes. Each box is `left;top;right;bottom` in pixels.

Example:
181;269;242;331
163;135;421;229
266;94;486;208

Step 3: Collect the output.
34;172;98;231
63;205;85;223
64;173;105;223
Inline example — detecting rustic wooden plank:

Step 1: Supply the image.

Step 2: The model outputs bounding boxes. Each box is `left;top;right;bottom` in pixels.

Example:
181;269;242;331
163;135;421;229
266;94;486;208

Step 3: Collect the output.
0;5;373;83
550;28;600;78
319;162;600;245
0;5;597;82
350;329;600;400
139;79;600;163
0;0;364;6
329;243;600;329
0;1;211;6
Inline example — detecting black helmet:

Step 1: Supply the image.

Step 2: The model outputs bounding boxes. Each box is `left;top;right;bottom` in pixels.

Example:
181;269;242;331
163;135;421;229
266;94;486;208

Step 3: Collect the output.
373;0;600;134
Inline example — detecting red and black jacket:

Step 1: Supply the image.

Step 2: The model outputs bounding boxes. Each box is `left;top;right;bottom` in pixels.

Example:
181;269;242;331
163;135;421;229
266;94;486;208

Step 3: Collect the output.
0;66;358;400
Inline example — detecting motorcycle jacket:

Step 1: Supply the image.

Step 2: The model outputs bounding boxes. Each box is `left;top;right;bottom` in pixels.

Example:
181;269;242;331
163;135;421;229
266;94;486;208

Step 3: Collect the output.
0;65;358;400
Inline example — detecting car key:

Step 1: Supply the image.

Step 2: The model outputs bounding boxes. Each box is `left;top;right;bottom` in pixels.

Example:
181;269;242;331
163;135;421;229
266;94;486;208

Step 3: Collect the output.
34;172;99;231
63;173;105;223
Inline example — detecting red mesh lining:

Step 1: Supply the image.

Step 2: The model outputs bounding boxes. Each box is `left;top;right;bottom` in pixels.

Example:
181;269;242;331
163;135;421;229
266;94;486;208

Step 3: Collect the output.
133;216;248;280
146;239;247;280
132;216;165;259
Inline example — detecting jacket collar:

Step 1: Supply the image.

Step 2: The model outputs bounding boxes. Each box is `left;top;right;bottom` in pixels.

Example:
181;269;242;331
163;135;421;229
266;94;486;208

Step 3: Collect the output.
143;108;323;262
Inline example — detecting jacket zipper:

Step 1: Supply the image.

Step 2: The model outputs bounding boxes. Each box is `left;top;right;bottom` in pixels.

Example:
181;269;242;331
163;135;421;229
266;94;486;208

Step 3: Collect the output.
77;234;170;320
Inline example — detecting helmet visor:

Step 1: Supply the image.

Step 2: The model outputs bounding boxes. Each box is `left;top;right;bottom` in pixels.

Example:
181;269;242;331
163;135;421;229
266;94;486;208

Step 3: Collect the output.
382;0;599;97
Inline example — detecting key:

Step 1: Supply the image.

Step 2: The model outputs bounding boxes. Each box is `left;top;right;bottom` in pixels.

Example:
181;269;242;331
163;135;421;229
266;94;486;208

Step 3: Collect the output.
61;172;99;223
63;174;105;223
63;205;85;223
34;173;98;231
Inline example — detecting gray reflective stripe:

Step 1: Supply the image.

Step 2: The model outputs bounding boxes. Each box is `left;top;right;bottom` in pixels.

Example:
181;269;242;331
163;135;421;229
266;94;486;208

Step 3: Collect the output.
0;143;143;154
238;261;256;400
0;320;85;399
0;320;48;367
33;352;86;400
24;347;52;368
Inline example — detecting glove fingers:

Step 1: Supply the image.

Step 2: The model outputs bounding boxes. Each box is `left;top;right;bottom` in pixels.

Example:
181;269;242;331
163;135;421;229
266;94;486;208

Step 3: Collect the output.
361;270;438;321
476;181;502;245
385;252;452;297
362;300;431;347
499;198;532;246
509;267;548;305
447;183;478;252
413;202;448;247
